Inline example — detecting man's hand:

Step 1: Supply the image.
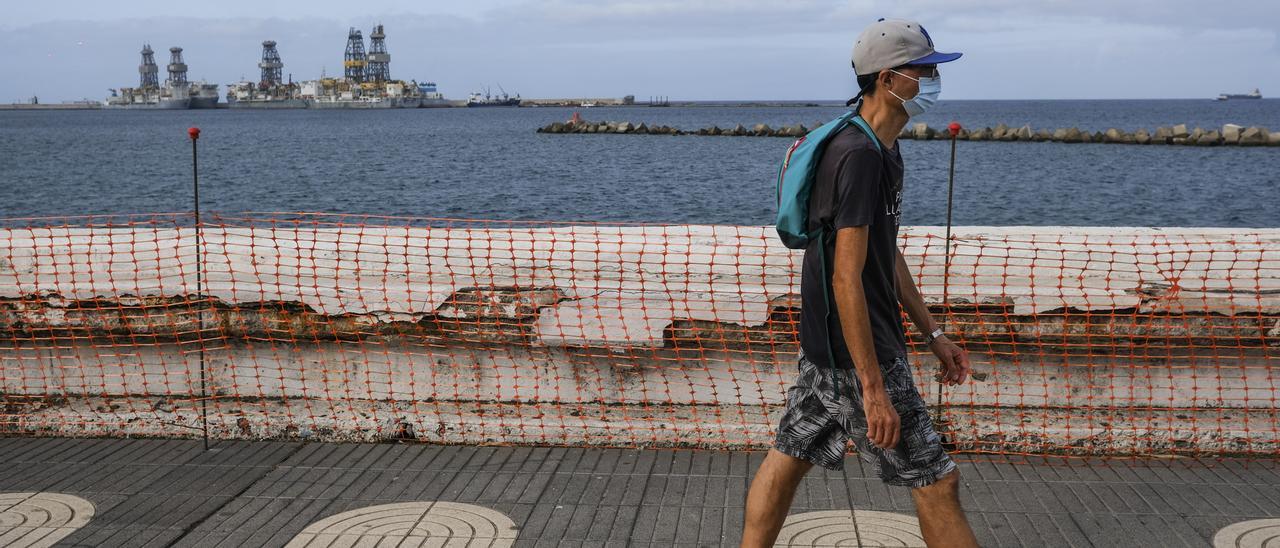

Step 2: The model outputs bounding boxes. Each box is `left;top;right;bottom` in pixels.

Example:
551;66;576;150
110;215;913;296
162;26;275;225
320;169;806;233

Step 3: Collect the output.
863;389;900;450
930;335;971;385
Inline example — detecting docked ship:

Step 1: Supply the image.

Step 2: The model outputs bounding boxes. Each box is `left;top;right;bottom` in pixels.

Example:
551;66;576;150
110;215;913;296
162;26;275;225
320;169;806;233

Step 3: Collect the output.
226;81;307;108
105;88;186;109
418;81;450;108
189;81;220;109
226;41;307;109
467;86;521;107
301;79;423;108
1216;88;1262;101
104;45;190;109
300;26;425;109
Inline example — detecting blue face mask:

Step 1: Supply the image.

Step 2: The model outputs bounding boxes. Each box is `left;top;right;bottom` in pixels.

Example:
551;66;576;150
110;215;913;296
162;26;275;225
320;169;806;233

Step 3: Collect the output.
888;70;941;117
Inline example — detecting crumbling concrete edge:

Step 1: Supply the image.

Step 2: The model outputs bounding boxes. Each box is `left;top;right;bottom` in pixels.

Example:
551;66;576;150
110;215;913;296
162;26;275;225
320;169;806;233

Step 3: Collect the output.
3;395;1276;457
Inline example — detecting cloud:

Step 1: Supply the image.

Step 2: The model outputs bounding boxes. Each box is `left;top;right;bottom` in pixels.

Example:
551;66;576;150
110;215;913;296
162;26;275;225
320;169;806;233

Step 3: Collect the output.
1;1;1277;101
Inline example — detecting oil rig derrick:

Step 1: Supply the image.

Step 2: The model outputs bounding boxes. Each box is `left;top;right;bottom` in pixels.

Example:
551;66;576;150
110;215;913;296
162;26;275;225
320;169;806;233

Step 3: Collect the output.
366;24;391;83
343;28;366;83
259;40;284;87
138;44;159;89
166;47;188;86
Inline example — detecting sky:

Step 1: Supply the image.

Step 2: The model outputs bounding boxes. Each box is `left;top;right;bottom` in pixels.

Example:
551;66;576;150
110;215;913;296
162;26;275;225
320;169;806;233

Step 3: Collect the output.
2;0;1278;102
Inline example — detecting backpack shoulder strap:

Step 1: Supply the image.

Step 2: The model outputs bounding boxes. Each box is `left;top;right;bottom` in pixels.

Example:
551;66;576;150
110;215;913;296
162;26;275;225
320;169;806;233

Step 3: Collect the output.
847;115;883;154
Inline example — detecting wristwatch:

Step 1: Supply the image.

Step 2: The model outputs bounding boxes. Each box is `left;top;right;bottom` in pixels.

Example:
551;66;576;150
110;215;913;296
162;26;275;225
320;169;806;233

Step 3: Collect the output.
924;327;945;346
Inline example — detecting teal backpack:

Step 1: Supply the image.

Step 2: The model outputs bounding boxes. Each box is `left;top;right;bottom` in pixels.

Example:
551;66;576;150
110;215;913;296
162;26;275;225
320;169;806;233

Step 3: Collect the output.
774;111;883;249
773;109;884;369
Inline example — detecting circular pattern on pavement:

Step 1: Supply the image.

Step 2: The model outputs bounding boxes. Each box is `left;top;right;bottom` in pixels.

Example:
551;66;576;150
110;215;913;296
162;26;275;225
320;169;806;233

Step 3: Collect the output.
286;501;518;547
0;492;96;548
775;510;926;547
1214;518;1280;548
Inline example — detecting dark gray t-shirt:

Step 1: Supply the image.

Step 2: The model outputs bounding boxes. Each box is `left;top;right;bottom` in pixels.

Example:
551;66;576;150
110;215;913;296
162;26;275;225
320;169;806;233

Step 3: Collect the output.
798;123;906;370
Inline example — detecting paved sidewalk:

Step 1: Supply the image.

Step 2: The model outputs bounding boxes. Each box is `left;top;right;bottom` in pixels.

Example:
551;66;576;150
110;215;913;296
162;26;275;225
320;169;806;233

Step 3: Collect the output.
0;437;1277;547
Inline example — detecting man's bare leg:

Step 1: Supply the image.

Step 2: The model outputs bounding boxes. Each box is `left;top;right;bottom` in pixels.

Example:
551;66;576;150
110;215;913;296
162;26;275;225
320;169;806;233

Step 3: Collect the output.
740;449;813;547
910;469;978;547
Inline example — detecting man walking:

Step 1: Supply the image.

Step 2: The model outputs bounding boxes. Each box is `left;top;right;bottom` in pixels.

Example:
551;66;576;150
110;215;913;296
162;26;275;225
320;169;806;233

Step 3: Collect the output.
742;19;978;547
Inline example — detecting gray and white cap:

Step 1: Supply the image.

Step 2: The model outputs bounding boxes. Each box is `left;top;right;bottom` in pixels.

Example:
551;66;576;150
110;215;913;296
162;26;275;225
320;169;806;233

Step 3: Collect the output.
851;18;961;76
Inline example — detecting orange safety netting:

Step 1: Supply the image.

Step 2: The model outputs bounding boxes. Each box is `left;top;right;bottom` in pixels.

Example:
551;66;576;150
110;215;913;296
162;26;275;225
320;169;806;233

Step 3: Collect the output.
0;212;1277;457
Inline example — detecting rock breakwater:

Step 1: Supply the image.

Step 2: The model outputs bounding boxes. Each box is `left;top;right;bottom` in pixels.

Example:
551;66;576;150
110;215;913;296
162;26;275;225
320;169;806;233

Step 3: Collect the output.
538;119;1280;146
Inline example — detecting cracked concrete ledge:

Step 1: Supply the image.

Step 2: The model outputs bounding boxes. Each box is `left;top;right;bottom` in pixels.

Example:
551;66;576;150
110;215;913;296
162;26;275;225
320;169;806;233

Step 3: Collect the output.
3;394;1276;456
1;225;1277;349
1;225;1278;455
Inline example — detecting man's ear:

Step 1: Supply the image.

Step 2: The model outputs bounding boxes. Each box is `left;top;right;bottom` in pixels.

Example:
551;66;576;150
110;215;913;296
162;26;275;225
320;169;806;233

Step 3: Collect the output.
877;69;894;91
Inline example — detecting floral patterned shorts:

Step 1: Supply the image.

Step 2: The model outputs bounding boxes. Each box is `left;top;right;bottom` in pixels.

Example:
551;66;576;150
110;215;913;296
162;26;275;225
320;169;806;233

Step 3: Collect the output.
773;349;956;487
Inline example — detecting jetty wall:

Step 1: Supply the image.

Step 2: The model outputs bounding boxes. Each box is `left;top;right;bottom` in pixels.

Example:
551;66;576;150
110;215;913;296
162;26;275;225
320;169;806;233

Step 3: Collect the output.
2;215;1277;456
539;119;1280;146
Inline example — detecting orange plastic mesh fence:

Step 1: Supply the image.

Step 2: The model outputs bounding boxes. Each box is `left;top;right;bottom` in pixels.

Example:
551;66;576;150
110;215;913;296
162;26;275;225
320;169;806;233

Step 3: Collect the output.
1;212;1277;457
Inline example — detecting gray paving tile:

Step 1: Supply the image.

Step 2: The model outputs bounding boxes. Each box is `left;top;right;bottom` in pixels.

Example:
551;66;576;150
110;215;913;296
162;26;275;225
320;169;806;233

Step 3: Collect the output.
1185;482;1241;516
16;437;122;464
135;464;268;496
0;437;1275;546
169;530;255;548
335;467;414;500
689;449;715;476
1137;514;1211;548
1071;512;1154;547
629;504;661;543
998;511;1049;546
597;505;636;542
500;472;555;505
0;437;39;462
558;503;602;541
248;466;363;499
1208;482;1277;517
968;511;1010;548
59;526;186;548
1043;482;1089;513
576;504;618;541
182;496;337;535
1043;513;1094;548
1225;482;1280;515
10;462;165;494
91;493;234;529
536;501;581;541
517;498;561;540
428;469;482;501
185;440;297;467
7;438;78;463
698;505;727;545
722;505;746;544
1186;514;1247;545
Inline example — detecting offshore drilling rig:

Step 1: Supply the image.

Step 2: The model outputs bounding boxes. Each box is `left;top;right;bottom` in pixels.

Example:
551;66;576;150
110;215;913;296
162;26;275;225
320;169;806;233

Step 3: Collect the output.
105;44;193;108
300;24;438;108
225;40;306;108
106;23;449;109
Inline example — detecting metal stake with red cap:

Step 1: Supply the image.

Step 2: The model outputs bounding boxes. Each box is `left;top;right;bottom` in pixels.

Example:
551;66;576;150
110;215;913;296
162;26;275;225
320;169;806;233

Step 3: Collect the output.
188;127;211;451
935;121;962;433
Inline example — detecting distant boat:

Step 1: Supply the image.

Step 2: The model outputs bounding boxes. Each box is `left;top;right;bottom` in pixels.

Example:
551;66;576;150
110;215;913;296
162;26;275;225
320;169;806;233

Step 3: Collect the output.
580;101;596;108
1217;88;1262;101
467;85;521;107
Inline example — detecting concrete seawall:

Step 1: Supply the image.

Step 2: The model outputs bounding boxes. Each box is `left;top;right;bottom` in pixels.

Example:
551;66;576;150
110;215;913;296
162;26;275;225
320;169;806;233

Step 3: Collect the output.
2;224;1277;455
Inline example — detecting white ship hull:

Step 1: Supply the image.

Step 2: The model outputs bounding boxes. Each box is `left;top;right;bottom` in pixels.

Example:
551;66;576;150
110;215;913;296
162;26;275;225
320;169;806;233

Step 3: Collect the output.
227;98;308;109
307;98;395;109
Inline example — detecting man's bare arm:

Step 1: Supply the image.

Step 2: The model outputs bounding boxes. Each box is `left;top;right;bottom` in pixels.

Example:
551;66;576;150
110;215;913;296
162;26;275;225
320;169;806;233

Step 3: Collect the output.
894;248;971;385
832;226;899;449
894;248;939;337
